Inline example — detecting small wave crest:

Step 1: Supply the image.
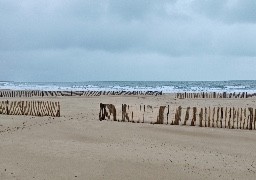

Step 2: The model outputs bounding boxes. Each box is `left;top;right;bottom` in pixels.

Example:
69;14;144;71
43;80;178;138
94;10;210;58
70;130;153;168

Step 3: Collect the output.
0;81;255;93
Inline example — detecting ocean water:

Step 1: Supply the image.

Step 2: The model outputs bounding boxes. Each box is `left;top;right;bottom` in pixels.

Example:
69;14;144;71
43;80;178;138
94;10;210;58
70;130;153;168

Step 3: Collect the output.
0;81;256;93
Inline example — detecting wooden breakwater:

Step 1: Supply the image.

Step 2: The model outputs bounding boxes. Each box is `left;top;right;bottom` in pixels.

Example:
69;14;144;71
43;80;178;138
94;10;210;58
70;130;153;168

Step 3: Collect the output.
0;90;162;98
176;92;256;99
0;100;60;117
99;103;256;130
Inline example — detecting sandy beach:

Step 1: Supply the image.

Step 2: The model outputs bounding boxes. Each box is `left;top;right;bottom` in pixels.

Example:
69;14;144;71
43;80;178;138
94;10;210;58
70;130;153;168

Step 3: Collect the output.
2;0;256;179
0;94;256;180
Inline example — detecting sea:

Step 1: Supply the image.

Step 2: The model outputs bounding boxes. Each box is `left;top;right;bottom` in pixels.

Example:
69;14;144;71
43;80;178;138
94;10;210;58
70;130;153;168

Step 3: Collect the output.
0;81;256;93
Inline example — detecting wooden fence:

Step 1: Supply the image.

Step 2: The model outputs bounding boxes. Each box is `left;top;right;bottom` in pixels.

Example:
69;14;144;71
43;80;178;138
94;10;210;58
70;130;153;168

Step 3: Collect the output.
99;103;256;130
173;106;256;130
176;92;256;99
0;100;60;117
0;90;162;98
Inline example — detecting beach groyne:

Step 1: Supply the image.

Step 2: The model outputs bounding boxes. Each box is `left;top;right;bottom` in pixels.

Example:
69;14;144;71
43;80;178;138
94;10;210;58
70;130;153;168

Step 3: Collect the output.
176;92;256;99
0;100;60;117
0;90;162;98
99;103;256;130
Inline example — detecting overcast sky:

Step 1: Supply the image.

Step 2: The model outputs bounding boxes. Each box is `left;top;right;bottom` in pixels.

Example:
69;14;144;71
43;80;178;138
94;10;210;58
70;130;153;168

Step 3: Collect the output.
1;0;256;81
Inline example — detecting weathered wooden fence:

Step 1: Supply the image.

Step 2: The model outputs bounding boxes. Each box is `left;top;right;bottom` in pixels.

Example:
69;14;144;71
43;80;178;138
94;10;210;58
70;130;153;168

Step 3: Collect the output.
0;90;162;98
0;100;60;117
176;92;256;99
99;103;160;124
99;103;256;130
173;106;256;130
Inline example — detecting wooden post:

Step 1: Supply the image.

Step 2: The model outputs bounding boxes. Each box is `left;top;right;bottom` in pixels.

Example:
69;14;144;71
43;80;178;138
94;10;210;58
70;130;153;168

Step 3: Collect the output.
228;108;231;129
248;108;253;130
199;108;203;127
177;106;182;125
176;106;182;125
253;109;256;129
38;101;41;116
205;107;207;127
223;92;226;98
21;101;24;115
236;108;239;129
240;108;243;129
216;107;220;128
167;105;169;124
246;108;249;130
183;107;190;125
157;106;166;124
212;107;215;127
56;102;60;117
99;103;106;121
191;107;197;126
208;107;211;127
122;104;124;121
254;109;256;130
232;107;236;129
220;107;223;128
243;108;246;129
6;100;9;115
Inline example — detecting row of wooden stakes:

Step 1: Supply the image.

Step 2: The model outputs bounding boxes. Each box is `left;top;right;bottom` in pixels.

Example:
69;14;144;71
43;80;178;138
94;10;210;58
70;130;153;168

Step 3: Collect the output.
173;106;256;130
99;103;256;130
176;92;256;99
0;100;60;117
0;90;163;98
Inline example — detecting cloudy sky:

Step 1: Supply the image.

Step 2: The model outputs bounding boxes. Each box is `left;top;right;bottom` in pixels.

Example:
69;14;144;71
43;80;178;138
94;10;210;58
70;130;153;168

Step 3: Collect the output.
1;0;256;81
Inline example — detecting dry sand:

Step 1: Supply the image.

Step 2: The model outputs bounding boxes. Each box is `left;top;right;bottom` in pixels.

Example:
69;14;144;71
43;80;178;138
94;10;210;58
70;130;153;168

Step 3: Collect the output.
1;94;256;180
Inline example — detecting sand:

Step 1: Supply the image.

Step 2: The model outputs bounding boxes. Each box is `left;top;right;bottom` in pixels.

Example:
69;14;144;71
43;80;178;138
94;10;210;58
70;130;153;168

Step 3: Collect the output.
1;94;256;180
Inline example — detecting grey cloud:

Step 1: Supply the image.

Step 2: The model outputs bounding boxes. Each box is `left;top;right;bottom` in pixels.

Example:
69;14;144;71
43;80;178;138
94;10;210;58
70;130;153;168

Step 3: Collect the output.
1;0;256;81
1;0;256;57
108;0;177;20
192;0;256;23
1;49;256;81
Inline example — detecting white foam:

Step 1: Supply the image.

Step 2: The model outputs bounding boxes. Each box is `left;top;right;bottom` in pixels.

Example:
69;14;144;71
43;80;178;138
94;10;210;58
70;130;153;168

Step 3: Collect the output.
0;82;256;93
